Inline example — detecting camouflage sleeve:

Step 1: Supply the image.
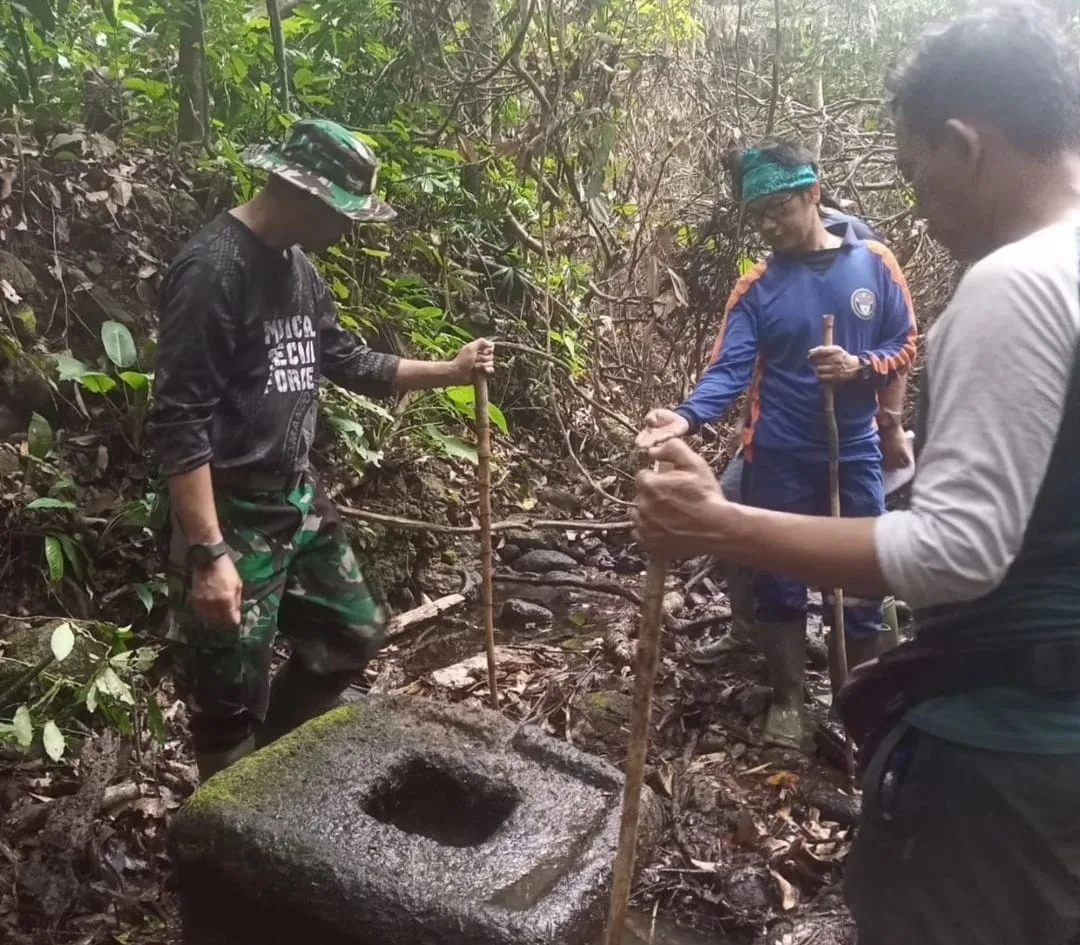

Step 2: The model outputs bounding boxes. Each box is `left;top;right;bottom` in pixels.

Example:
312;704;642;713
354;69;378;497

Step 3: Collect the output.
146;257;239;476
316;276;400;397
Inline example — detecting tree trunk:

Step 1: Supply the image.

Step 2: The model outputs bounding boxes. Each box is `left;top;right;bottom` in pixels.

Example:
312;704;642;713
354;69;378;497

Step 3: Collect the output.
461;0;495;196
177;0;208;143
267;0;291;113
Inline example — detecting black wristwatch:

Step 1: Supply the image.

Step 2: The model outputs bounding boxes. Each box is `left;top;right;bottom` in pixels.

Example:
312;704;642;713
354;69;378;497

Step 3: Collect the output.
187;540;231;571
856;356;873;381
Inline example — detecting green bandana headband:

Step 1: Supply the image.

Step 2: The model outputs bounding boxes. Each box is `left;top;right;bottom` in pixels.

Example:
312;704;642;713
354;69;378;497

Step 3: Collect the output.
740;148;818;205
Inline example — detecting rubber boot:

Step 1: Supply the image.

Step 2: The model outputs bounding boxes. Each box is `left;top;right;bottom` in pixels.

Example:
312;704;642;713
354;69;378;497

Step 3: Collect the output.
256;659;354;750
689;563;759;665
760;619;807;750
196;734;255;782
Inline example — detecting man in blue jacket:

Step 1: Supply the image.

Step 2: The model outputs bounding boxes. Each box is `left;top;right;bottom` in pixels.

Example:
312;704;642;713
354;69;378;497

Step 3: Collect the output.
639;140;917;748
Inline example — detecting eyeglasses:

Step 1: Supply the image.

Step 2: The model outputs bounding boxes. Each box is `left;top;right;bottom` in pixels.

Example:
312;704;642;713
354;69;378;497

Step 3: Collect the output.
744;191;799;228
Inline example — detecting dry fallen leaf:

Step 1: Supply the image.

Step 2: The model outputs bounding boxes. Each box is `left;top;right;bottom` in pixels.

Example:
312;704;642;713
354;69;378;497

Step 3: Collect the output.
770;869;799;911
689;858;719;873
0;279;21;304
766;770;800;790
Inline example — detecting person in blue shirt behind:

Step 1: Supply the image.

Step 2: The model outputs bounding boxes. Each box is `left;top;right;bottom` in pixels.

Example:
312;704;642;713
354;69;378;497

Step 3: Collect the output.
638;139;918;749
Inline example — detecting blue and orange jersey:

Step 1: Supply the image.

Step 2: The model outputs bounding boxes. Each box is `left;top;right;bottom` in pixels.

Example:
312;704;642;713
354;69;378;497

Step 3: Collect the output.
674;227;917;462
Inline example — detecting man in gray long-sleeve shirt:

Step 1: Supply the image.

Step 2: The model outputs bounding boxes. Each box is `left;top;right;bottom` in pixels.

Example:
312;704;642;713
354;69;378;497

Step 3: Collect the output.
635;5;1080;943
147;119;494;779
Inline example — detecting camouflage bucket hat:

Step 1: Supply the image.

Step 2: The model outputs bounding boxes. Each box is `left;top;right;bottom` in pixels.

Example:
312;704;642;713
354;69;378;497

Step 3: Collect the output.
242;118;397;223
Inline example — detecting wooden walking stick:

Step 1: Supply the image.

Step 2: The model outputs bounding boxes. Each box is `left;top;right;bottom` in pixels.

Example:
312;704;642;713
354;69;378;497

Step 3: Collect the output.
474;371;499;710
603;461;669;945
822;315;853;774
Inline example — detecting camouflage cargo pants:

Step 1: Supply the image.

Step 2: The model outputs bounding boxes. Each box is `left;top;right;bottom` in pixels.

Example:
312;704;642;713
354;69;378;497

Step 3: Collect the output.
163;473;387;752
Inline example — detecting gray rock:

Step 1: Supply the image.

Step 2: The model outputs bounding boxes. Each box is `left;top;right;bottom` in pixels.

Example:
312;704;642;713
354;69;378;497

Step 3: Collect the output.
0;252;36;296
512;549;578;573
738;685;772;719
498;598;554;630
497;543;522;563
172;696;625;945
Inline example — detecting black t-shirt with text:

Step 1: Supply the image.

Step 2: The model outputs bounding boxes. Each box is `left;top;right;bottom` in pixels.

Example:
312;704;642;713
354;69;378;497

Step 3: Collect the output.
147;213;400;477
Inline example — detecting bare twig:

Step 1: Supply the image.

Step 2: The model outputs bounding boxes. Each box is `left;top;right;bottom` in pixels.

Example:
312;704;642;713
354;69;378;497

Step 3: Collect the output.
338;506;632;533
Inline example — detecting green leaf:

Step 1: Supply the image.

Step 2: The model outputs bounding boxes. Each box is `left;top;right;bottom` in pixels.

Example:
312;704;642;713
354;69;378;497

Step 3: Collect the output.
424;424;477;464
58;534;85;580
100;0;118;27
96;666;134;705
487;402;509;436
55;355;91;382
50;622;75;662
85;682;98;713
101;320;137;368
360;247;391;260
27;412;52;459
12;706;32;747
118;371;149;390
77;373;117;394
44;535;64;583
146;697;165;741
42;720;65;761
122;76;168;99
26;497;77;510
133;583;154;613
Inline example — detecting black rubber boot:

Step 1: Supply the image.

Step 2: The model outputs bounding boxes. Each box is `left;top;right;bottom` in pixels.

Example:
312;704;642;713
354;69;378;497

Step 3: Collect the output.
760;619;807;750
196;735;255;782
689;564;760;665
256;660;356;750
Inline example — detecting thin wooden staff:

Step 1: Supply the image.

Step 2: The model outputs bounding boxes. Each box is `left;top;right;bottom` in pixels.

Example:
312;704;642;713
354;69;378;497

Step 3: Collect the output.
822;314;853;776
474;371;499;710
603;460;669;945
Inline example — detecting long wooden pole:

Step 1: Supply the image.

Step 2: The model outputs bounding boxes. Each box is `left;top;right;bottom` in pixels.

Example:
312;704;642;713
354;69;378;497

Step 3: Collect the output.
474;372;499;710
822;315;853;775
603;462;668;945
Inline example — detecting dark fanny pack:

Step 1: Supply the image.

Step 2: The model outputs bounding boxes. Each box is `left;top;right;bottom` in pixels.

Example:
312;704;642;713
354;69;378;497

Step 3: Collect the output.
837;637;1080;771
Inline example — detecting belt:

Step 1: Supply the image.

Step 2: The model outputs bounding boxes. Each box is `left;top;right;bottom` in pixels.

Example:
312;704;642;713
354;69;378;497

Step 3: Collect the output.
211;468;308;493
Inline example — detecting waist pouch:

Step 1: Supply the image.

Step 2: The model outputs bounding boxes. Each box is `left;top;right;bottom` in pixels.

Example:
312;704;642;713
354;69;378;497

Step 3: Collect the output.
837;636;1080;772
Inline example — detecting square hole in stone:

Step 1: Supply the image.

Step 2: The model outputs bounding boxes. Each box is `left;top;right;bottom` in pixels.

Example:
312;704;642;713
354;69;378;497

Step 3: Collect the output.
363;757;518;847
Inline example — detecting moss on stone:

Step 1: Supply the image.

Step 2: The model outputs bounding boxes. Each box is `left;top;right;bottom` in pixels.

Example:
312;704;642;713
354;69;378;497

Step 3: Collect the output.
185;705;363;815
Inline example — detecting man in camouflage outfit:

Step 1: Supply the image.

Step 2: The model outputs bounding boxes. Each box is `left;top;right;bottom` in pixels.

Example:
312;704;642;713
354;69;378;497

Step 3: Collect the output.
147;119;494;779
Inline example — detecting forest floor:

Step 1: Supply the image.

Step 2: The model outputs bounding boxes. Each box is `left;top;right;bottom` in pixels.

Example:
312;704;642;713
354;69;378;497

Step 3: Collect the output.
0;127;870;945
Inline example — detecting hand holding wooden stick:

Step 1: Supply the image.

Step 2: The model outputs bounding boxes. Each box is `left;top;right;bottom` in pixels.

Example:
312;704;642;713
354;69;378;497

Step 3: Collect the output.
474;371;499;710
603;460;669;945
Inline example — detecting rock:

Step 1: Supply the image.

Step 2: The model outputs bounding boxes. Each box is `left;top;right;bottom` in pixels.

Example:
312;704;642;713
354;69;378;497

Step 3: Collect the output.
588;551;616;571
688;776;720;814
133;184;172;221
573;689;633;748
734;808;762;845
0;252;37;296
738;685;772;719
662;591;684;617
172;697;625;945
497;543;521;563
807;635;829;671
512;549;578;573
498;598;554;630
542;570;579;583
502;528;560;553
170;189;203;226
613;552;646;575
0;618;104;709
724;866;773;918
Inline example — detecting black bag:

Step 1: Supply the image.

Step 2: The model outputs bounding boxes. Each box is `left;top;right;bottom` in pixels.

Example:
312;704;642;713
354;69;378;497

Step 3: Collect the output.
836;637;1080;772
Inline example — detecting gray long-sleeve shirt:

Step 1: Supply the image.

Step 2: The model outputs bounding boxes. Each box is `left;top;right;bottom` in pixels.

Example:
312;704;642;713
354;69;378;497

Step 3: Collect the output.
146;213;400;478
875;216;1080;608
